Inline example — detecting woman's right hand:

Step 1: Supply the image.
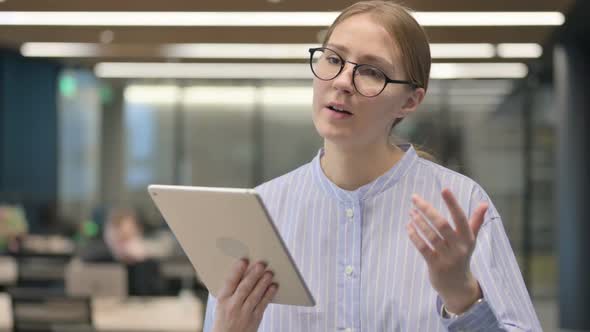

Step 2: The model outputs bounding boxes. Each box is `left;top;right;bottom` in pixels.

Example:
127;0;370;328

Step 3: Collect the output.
212;259;278;332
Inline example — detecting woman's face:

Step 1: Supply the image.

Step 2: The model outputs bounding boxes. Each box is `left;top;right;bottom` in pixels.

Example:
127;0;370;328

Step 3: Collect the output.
312;13;424;149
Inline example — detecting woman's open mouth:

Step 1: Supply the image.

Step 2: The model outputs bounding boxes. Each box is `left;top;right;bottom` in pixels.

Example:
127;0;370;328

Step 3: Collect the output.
326;105;353;119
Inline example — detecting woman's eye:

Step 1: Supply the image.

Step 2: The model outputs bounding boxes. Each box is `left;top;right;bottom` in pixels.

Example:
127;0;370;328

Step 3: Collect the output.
326;56;342;65
359;67;382;78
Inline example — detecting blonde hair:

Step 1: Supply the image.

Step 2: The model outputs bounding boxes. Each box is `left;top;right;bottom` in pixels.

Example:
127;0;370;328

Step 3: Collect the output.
322;1;431;129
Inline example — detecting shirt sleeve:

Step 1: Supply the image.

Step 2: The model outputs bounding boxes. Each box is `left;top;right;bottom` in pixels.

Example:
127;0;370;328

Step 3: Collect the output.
436;186;543;331
203;294;217;332
436;293;502;331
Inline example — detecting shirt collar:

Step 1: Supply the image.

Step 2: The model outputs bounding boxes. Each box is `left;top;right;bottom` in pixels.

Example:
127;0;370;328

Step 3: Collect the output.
312;143;418;203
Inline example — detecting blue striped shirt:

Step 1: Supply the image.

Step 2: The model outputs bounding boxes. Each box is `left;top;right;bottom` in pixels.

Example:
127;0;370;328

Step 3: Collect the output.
203;144;542;331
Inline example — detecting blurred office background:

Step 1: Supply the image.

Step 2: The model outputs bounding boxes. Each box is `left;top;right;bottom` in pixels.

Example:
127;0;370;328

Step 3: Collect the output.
0;0;589;331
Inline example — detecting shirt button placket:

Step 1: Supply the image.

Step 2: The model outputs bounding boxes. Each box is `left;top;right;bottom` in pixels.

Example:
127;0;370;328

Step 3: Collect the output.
345;265;354;277
346;208;354;220
343;201;357;332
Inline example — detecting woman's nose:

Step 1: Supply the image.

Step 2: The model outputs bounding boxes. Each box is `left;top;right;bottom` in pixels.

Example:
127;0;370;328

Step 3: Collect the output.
331;63;355;95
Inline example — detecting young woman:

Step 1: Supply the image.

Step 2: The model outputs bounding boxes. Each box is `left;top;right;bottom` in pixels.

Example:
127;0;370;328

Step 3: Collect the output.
204;1;542;331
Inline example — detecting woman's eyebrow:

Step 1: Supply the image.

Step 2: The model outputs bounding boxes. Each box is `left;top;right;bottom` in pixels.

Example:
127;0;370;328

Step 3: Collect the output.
325;43;394;71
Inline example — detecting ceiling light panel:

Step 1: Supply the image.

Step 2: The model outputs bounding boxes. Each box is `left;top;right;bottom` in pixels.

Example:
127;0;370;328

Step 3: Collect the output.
161;44;317;59
95;62;311;79
124;85;180;104
430;63;528;79
0;11;564;27
23;42;541;60
183;86;257;105
414;12;564;26
497;43;543;58
96;62;528;79
429;44;495;58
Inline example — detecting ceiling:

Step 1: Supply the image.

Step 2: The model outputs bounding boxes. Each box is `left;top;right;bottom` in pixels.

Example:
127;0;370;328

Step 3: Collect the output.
0;0;575;67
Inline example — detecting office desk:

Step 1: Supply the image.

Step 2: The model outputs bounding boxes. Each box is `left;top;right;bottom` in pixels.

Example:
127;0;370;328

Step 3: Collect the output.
0;293;13;332
93;295;203;332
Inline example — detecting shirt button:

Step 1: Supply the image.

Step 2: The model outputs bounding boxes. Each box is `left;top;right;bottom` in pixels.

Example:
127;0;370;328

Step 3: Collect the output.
345;265;354;276
346;208;354;218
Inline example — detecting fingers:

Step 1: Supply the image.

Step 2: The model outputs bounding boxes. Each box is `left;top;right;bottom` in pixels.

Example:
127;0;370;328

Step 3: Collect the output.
441;189;469;236
410;209;447;250
218;259;248;299
469;203;489;238
407;222;435;261
415;190;489;241
233;262;268;306
243;271;274;313
411;194;456;241
253;283;279;319
215;260;277;331
441;189;489;239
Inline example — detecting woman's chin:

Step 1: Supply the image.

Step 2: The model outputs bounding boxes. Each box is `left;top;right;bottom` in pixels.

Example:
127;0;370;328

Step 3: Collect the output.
319;131;357;146
314;121;365;147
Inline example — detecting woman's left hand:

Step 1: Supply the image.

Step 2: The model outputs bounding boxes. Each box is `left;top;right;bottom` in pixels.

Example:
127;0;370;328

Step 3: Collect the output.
407;188;489;314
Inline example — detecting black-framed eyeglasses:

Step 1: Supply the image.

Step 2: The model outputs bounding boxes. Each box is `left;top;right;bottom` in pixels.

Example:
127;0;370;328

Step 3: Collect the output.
308;47;421;97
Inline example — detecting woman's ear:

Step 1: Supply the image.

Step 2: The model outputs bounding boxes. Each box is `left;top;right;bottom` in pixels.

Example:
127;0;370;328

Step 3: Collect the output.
398;87;425;118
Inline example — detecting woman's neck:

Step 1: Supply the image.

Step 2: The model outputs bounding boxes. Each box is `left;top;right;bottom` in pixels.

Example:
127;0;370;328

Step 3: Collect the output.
320;140;405;191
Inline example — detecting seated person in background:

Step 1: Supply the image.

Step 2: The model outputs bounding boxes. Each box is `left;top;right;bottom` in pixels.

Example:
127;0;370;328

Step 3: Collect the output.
78;207;164;296
103;208;146;264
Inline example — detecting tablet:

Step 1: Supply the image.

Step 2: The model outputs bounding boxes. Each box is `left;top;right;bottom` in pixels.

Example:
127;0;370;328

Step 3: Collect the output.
148;184;315;307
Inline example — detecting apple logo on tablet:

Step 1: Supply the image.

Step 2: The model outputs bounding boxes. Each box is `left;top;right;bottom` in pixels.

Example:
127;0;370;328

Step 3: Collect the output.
216;237;250;259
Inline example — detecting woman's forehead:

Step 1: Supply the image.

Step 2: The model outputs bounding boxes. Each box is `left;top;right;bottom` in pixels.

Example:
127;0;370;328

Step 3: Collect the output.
328;14;401;67
326;42;393;69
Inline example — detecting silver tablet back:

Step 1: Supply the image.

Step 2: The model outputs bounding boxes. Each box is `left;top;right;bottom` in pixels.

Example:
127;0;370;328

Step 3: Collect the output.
148;185;315;306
